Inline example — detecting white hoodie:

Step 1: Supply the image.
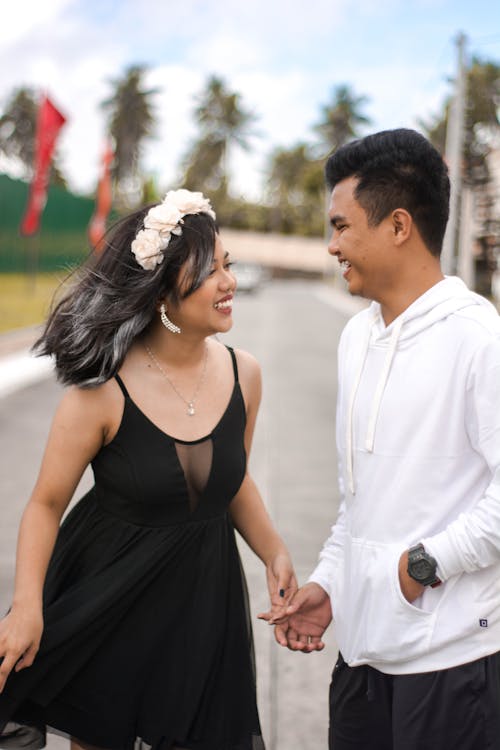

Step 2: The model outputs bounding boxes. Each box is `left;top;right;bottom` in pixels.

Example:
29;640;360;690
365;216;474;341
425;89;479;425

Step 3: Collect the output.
309;277;500;674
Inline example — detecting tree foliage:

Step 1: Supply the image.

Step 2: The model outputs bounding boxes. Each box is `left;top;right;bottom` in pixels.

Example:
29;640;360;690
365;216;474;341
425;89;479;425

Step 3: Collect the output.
101;65;157;205
266;143;324;234
313;84;371;155
182;76;257;202
0;88;37;174
421;56;500;183
0;87;66;187
183;136;225;194
264;84;371;235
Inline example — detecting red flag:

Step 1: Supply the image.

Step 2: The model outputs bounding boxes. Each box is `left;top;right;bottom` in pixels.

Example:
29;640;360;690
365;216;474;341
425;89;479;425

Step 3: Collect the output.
88;142;114;249
20;95;67;236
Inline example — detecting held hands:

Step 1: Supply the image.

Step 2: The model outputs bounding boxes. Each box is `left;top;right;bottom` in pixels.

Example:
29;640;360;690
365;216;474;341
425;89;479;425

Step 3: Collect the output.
259;582;332;653
258;551;423;655
0;606;43;692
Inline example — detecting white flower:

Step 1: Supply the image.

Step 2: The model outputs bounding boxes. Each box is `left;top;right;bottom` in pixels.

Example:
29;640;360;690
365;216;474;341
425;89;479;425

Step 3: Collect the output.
131;229;165;271
164;189;216;220
144;201;183;235
130;189;216;270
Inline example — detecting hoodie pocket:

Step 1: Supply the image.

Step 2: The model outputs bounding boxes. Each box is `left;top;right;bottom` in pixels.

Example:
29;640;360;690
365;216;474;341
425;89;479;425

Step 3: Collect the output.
335;539;436;665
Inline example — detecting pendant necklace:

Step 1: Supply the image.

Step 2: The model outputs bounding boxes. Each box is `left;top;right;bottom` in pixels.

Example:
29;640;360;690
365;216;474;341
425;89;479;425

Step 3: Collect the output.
145;343;208;416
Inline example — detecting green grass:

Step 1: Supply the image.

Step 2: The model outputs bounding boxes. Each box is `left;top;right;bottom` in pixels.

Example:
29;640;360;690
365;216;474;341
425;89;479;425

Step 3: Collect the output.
0;273;69;333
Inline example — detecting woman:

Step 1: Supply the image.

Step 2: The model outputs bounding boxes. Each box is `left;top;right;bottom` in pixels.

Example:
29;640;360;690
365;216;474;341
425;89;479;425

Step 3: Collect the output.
0;189;296;750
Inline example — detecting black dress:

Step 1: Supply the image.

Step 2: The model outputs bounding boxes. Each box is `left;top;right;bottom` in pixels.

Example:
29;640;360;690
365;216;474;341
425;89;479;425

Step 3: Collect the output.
0;347;265;750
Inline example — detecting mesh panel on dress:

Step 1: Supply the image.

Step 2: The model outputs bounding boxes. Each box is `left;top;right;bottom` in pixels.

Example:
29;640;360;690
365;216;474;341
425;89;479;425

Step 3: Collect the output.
174;439;213;513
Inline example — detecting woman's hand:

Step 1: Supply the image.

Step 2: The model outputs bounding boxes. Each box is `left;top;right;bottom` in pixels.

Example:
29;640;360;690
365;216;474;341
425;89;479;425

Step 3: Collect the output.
0;606;43;692
259;582;332;652
262;551;298;624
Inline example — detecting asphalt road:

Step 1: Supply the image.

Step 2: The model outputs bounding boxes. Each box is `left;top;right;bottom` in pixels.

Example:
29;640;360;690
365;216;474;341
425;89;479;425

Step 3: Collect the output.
0;278;362;750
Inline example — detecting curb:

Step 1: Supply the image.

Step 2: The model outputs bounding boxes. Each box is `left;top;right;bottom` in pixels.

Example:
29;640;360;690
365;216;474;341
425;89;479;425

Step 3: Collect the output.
0;349;54;399
0;325;54;399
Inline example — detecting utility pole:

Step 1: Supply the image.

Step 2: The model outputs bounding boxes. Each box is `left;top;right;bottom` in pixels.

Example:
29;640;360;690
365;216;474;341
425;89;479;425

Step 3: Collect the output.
441;32;467;276
457;185;475;288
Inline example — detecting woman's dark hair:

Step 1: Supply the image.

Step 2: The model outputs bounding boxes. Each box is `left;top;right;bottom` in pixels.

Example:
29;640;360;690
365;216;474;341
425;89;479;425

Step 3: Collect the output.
34;207;217;387
325;128;450;256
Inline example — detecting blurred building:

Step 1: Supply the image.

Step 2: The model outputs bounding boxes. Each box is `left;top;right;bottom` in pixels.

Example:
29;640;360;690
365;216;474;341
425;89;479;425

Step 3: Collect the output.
480;147;500;306
465;141;500;305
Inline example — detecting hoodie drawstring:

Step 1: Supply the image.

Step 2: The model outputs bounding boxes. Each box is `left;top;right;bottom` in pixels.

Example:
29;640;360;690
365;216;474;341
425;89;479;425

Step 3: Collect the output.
365;317;404;452
346;318;375;494
347;316;404;494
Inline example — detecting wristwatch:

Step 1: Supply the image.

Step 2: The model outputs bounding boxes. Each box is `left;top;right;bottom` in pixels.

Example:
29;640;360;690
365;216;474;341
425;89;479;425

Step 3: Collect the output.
407;544;442;588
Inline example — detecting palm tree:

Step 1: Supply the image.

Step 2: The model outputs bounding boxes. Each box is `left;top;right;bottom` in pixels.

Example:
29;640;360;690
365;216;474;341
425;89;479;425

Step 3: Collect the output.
0;87;66;187
267;143;324;234
183;75;257;197
183;136;225;193
0;87;37;176
101;65;158;206
314;84;371;155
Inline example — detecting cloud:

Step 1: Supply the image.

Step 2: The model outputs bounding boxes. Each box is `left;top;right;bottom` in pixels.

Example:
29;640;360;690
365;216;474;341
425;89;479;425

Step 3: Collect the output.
0;0;76;48
336;62;451;132
122;0;349;49
0;0;494;201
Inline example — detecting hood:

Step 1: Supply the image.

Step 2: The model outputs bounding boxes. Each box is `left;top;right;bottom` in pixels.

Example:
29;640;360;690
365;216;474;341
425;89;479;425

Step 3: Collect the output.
369;276;495;344
345;276;496;494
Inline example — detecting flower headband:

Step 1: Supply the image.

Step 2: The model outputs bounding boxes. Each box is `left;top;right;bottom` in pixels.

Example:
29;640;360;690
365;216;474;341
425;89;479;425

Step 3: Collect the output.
131;189;216;271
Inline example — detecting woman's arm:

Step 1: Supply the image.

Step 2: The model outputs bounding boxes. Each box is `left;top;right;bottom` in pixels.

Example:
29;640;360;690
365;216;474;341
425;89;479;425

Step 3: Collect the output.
0;382;115;691
229;350;297;613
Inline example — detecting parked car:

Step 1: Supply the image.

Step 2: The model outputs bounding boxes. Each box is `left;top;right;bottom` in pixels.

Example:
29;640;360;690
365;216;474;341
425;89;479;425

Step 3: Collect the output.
233;262;267;293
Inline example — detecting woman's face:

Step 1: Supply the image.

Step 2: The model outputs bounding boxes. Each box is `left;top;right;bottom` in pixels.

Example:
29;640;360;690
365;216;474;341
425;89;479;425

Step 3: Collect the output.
166;235;237;336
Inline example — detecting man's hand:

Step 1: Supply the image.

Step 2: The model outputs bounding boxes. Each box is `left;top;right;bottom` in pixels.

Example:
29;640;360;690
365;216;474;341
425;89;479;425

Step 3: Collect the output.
259;582;332;653
398;550;425;603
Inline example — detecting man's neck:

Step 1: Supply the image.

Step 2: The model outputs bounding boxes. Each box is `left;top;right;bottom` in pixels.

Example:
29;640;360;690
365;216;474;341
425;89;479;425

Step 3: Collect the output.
380;267;445;326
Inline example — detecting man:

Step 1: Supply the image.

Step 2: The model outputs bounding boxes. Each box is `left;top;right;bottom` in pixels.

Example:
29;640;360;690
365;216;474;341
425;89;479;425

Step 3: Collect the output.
269;129;500;749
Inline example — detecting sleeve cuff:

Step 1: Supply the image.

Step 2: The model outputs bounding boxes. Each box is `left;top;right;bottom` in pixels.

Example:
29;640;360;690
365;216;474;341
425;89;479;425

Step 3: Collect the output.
307;567;332;597
422;532;465;581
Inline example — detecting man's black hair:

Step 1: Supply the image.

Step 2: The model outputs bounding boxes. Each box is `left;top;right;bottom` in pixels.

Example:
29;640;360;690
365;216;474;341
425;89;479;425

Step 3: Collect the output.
325;128;450;256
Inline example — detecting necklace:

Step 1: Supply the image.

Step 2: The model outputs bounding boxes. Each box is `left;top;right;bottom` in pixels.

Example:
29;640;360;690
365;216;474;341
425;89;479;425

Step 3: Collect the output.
145;343;208;416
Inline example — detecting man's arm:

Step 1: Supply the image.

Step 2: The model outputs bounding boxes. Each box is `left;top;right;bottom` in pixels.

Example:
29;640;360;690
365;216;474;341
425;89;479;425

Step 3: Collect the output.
419;339;500;580
307;497;347;595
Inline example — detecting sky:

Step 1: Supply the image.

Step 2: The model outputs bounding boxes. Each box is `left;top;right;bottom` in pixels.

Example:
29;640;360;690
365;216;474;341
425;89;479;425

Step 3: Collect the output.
1;0;499;201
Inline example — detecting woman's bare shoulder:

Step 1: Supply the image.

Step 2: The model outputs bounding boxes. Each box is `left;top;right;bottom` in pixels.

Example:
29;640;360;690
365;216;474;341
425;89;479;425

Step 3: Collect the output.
55;378;125;438
232;347;261;380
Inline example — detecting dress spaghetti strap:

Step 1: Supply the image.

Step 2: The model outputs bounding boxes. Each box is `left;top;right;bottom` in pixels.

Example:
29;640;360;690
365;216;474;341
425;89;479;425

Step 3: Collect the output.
115;374;130;398
225;346;239;383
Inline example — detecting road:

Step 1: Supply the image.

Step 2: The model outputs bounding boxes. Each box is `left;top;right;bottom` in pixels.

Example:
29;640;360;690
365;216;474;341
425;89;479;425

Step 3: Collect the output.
0;278;363;750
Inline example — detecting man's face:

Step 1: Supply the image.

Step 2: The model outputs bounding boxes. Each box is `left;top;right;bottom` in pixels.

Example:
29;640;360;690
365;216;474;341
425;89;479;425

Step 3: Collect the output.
327;176;396;301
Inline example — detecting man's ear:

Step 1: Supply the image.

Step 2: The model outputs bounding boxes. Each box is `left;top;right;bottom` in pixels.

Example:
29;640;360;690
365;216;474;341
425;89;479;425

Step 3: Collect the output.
392;208;412;245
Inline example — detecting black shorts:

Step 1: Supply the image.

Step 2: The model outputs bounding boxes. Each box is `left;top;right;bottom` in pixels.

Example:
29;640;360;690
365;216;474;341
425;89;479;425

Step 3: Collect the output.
329;651;500;750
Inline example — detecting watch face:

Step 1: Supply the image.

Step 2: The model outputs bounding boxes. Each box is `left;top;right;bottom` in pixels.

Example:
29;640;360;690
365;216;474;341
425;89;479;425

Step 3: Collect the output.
411;558;433;582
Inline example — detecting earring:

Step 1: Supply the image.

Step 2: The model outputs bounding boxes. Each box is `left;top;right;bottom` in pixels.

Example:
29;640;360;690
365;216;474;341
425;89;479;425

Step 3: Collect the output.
160;303;181;334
